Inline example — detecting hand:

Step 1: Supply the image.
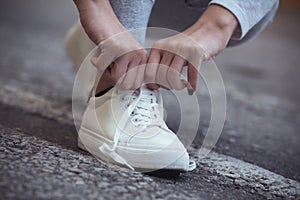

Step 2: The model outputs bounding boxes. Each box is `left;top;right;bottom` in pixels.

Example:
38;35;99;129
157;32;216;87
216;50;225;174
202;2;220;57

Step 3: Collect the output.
74;0;148;91
145;4;238;92
92;32;148;90
145;33;206;91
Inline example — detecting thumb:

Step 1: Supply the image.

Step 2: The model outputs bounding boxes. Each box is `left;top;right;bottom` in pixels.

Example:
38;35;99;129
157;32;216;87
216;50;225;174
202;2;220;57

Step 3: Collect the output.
91;49;116;73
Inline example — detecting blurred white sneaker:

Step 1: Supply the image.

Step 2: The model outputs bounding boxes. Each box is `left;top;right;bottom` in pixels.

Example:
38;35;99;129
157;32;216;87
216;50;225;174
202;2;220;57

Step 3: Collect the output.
78;86;196;172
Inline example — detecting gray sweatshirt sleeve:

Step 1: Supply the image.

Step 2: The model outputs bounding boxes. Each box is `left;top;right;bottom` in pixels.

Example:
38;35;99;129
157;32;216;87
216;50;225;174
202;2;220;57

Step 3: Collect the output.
209;0;279;45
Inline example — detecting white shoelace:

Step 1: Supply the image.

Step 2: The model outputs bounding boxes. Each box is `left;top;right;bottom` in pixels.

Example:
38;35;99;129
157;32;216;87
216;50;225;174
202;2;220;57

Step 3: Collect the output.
99;88;159;170
129;89;158;128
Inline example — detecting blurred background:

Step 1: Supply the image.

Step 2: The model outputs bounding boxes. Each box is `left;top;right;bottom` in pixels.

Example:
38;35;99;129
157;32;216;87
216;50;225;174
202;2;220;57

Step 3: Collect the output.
0;0;299;186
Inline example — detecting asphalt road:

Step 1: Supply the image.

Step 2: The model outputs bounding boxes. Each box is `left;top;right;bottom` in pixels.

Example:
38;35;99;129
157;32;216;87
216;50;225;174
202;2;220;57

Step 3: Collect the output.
0;0;299;199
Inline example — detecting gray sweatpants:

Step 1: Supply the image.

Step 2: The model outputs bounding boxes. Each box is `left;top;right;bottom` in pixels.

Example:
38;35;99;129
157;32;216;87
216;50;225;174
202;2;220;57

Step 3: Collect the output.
65;0;278;69
109;0;155;45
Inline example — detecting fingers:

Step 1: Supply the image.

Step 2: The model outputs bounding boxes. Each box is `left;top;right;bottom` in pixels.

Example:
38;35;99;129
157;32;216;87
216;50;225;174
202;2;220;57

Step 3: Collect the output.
120;60;139;90
134;55;147;90
92;32;204;92
145;49;161;90
156;51;174;89
91;31;148;90
146;49;196;91
110;50;147;90
167;56;187;90
187;50;204;91
187;61;200;92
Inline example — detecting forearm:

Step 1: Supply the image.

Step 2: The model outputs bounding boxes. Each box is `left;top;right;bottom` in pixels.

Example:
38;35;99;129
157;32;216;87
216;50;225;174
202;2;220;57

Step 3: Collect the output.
73;0;126;44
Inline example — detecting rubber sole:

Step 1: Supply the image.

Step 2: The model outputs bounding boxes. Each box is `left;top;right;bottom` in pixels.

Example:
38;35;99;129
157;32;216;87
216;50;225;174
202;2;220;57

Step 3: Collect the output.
78;126;190;173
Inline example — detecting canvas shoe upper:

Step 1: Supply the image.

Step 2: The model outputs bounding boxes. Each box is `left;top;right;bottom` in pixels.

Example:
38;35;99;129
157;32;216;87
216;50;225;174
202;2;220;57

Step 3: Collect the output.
78;86;196;172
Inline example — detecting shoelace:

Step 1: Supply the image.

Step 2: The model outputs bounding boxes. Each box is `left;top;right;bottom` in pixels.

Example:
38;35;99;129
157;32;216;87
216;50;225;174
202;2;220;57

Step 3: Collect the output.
99;88;159;170
130;89;158;128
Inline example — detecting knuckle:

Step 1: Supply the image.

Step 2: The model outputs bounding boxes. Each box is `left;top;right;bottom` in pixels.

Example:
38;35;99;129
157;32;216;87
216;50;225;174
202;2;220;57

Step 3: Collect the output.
184;43;196;53
141;55;147;63
128;49;146;62
129;52;139;61
140;50;148;61
139;49;148;56
190;44;198;51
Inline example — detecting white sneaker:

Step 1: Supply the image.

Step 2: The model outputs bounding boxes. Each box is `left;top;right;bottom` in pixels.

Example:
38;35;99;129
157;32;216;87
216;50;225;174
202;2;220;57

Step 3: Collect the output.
78;86;196;172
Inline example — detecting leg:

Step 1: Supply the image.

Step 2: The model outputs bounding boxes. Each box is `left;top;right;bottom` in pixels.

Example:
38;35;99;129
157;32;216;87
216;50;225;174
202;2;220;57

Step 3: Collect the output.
110;0;155;45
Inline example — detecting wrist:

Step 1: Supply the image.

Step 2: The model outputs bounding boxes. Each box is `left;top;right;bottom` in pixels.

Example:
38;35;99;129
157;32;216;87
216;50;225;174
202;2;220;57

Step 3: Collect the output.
186;4;238;38
207;4;238;36
182;4;238;57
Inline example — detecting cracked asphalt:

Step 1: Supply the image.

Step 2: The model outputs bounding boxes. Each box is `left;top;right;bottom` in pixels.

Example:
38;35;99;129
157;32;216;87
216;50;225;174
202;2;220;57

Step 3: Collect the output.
0;0;299;199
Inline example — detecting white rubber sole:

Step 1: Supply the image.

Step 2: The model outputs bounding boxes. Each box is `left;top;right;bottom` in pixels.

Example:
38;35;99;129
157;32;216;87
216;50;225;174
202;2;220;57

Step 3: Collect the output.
78;126;191;172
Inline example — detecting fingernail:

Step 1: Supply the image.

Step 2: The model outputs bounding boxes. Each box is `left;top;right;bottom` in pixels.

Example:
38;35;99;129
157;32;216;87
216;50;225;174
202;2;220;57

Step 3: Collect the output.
187;88;194;95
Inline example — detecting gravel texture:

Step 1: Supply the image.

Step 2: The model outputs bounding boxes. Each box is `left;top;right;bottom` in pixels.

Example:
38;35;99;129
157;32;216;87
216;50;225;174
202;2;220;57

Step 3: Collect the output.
1;125;263;200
